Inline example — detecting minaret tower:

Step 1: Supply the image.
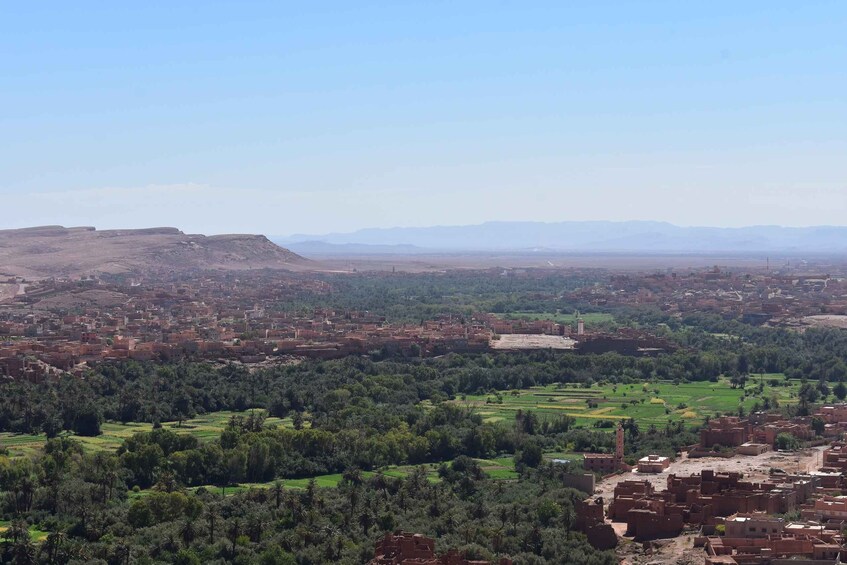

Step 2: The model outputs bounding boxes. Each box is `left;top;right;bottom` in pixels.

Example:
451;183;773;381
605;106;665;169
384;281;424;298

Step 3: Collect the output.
615;424;624;464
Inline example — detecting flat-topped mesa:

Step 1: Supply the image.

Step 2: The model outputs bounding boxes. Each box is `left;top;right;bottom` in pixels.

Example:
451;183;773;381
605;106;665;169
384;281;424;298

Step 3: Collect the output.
0;225;97;237
97;227;184;237
0;225;307;278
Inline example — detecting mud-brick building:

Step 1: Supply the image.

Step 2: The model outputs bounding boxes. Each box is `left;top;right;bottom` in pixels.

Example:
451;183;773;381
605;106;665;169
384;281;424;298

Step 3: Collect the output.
700;417;751;448
574;497;618;550
369;531;512;565
584;424;626;473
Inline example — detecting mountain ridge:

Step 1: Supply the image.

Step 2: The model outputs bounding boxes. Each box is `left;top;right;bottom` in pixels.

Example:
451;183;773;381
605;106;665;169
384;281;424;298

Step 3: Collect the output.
276;221;847;253
0;226;306;278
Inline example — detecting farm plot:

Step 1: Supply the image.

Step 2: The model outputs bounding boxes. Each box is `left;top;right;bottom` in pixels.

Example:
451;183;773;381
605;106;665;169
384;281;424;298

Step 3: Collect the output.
0;410;292;458
454;378;798;429
171;457;517;498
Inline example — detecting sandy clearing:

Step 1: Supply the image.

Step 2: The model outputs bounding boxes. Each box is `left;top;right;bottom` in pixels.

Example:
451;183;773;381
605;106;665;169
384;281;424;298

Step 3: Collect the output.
804;315;847;329
490;334;577;350
0;283;19;303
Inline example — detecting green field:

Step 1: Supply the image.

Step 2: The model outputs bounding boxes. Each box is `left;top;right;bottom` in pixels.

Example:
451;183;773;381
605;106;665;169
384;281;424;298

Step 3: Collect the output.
455;378;798;429
176;457;517;497
0;521;50;543
497;311;615;327
0;410;292;458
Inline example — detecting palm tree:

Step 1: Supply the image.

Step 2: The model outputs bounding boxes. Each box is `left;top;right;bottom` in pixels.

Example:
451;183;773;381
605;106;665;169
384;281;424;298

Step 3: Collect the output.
39;532;65;564
205;508;218;544
180;519;196;547
3;520;35;565
246;514;264;543
226;519;241;557
113;544;131;565
271;480;284;509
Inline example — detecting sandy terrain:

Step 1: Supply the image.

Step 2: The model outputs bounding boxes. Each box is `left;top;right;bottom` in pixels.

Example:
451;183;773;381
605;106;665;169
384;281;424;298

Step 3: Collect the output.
490;334;577;350
0;283;19;303
803;315;847;329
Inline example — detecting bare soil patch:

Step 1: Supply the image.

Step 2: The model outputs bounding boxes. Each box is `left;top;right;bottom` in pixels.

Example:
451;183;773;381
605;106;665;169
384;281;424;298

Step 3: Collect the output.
490;334;577;350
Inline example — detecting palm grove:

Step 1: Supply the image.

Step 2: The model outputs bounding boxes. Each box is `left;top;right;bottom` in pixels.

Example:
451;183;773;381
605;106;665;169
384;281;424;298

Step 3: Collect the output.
3;287;847;562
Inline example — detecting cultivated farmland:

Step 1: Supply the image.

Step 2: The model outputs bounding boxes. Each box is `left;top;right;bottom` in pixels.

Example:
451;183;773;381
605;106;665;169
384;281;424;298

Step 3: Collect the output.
0;410;291;458
452;378;799;429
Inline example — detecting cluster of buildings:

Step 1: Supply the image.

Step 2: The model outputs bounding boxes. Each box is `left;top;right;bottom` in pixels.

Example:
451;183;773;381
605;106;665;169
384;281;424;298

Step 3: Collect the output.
696;407;847;457
703;515;844;565
599;467;847;564
0;275;496;379
609;469;815;540
570;267;847;326
689;404;847;457
0;274;670;381
572;404;847;564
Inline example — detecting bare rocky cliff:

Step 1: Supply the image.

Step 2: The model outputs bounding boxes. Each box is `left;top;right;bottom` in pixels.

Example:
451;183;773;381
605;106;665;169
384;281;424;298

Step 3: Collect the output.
0;226;307;278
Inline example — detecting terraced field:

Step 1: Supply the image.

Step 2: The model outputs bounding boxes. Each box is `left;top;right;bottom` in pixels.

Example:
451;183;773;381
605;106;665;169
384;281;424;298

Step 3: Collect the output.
0;410;292;458
455;378;798;428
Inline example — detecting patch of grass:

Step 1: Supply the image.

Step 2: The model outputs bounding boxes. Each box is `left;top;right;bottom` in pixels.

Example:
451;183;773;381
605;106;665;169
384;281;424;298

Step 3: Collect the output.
543;452;584;463
174;457;519;499
0;410;293;458
476;457;519;480
450;377;798;429
0;522;51;543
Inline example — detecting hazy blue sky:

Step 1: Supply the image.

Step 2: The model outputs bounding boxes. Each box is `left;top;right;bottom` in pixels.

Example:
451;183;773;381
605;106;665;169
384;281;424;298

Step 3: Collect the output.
2;1;845;235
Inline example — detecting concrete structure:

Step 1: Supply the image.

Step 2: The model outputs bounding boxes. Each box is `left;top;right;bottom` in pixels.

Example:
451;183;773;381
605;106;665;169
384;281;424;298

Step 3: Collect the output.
737;442;771;456
801;495;847;522
637;454;671;473
724;514;785;538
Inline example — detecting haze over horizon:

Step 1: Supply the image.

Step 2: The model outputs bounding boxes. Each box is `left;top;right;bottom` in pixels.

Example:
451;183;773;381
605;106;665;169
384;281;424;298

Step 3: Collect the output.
2;2;846;234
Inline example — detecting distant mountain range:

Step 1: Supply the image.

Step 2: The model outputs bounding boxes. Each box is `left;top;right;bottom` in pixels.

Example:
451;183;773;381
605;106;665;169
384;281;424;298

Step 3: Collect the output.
276;221;847;254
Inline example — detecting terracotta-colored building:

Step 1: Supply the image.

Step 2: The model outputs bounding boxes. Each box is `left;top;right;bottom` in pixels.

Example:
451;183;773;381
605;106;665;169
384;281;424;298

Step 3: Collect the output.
584;424;626;473
369;532;512;565
700;417;751;448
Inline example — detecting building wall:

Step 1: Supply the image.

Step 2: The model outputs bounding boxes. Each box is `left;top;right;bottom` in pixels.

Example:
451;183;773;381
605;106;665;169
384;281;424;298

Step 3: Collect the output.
561;473;596;494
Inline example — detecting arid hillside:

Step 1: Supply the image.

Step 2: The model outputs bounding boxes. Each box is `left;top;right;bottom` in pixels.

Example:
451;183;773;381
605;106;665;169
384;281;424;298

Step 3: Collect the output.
0;226;307;278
